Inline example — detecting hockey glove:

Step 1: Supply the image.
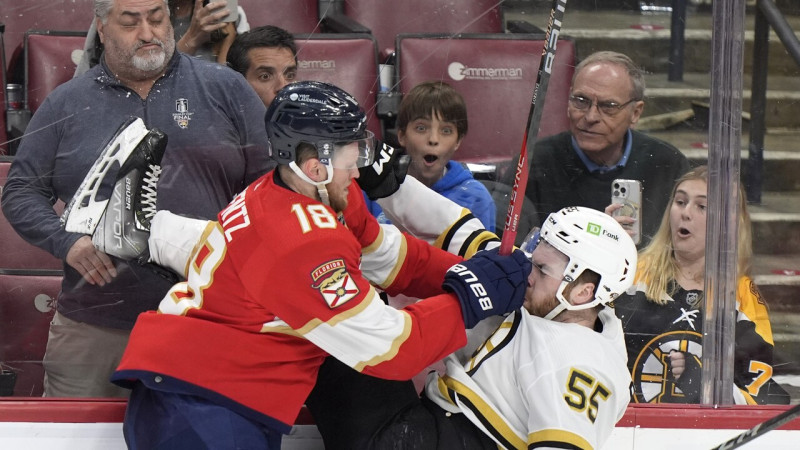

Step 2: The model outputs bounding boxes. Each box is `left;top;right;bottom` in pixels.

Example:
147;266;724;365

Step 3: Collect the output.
358;141;411;200
443;247;532;329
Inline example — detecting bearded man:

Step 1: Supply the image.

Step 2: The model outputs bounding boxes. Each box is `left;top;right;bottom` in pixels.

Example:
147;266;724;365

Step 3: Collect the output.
0;0;272;397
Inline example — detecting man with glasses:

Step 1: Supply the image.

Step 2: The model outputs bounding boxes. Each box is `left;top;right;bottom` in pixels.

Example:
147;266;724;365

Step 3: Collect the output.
526;51;689;247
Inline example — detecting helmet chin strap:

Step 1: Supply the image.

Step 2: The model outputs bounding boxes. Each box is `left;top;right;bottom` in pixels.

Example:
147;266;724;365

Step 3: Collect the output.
543;281;571;320
289;161;335;206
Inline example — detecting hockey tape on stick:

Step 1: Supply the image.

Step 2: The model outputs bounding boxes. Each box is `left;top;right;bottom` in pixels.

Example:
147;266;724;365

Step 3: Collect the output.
710;403;800;450
498;0;568;255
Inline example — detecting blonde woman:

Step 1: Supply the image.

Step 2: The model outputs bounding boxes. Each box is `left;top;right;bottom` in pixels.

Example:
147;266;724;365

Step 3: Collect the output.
611;165;789;404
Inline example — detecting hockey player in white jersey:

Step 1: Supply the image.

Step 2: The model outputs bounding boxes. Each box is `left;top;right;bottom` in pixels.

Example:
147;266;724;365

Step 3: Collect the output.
68;121;636;449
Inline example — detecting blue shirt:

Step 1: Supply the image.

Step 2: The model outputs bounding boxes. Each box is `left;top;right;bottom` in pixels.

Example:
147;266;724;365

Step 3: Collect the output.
572;129;633;173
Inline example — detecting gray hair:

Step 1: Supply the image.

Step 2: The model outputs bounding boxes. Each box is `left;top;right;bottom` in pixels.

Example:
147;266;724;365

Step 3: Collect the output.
573;51;645;101
94;0;169;24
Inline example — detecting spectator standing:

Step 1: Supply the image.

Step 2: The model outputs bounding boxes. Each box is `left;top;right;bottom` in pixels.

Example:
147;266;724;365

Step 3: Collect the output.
526;51;689;246
1;0;272;397
612;165;790;405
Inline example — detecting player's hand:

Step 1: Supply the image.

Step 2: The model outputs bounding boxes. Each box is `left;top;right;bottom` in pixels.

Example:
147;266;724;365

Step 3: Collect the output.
66;235;117;286
358;142;410;200
443;247;532;328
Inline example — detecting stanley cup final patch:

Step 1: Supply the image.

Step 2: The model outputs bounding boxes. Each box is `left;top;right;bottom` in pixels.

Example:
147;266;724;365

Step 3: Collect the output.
311;259;359;308
173;98;193;129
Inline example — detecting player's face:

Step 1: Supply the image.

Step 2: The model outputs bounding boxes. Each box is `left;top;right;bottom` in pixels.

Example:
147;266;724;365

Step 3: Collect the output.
326;144;361;213
97;0;175;79
244;47;297;106
523;240;569;318
669;179;707;261
398;111;462;188
567;62;643;165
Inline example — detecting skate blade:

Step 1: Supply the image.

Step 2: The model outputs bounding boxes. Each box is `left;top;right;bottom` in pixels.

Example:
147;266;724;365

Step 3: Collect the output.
61;117;151;234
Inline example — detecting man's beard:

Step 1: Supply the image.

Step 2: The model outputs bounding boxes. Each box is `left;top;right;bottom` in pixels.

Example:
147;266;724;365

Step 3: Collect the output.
131;37;174;73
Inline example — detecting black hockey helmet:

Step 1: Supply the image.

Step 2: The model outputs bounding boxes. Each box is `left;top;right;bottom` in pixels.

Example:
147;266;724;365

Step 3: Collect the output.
265;81;374;168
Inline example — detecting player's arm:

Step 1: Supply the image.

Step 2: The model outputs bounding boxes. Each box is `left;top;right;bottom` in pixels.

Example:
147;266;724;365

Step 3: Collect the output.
244;229;526;378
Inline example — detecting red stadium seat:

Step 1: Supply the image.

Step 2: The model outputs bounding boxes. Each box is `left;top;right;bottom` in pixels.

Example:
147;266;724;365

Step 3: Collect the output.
24;31;87;115
0;0;94;69
239;0;321;33
396;33;576;164
0;273;60;397
323;0;503;59
294;33;382;139
0;159;64;272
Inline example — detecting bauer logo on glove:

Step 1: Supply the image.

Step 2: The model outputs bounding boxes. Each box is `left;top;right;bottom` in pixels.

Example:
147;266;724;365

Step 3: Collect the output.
448;264;492;311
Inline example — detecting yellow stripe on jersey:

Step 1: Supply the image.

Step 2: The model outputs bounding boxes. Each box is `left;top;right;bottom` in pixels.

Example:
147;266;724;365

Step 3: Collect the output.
186;221;221;278
529;429;593;450
353;310;413;372
360;225;408;289
259;319;299;336
441;374;527;450
737;277;774;345
361;224;385;255
432;211;498;258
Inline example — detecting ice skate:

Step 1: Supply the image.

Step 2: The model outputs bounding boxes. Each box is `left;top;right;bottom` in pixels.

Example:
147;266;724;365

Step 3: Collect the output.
61;117;167;262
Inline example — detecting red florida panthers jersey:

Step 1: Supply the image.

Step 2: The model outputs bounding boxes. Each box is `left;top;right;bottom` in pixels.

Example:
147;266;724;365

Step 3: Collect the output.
113;171;467;432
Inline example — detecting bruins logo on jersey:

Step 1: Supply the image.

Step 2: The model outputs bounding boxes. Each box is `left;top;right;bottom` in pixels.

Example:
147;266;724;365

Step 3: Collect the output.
311;259;359;308
631;330;702;403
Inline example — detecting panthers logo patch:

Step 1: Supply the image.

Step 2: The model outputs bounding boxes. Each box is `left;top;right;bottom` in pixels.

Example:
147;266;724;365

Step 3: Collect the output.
311;259;359;308
631;330;703;403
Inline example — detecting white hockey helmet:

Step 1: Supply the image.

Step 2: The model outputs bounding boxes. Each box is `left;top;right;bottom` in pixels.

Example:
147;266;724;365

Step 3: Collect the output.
522;206;637;317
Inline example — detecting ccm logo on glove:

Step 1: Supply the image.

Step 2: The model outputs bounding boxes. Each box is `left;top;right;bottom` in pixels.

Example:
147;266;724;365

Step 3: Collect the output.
449;264;492;310
371;143;395;175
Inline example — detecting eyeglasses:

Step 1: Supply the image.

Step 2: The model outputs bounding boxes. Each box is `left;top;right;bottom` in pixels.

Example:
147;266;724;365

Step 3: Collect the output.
568;95;639;116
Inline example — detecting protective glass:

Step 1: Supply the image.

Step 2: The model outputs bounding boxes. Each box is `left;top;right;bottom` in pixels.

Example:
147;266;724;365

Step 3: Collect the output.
520;227;567;282
318;130;376;170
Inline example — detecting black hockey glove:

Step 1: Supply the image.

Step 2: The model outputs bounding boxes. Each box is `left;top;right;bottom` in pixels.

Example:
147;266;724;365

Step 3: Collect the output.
671;351;702;403
358;141;411;200
443;247;532;329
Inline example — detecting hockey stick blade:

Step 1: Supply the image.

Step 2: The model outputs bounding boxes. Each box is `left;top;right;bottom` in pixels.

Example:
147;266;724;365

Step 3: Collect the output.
498;0;567;255
710;403;800;450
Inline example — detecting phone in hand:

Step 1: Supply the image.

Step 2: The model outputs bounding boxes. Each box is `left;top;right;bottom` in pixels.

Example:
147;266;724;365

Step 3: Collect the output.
202;0;239;23
611;179;642;245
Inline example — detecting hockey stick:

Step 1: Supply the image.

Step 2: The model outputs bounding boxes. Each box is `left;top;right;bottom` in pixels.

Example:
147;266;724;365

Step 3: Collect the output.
709;403;800;450
498;0;568;255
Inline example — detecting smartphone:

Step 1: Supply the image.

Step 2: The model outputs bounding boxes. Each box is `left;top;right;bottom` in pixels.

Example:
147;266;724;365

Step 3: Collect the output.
203;0;239;23
611;179;642;245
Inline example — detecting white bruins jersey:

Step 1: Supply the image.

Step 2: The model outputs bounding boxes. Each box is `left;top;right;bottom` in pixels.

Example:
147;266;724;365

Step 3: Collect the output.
425;307;631;450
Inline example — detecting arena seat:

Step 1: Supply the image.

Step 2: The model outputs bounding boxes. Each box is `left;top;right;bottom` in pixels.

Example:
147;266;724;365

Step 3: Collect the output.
0;273;60;397
24;30;87;115
239;0;321;33
322;0;503;59
0;158;64;272
395;33;576;165
294;33;382;139
0;0;93;69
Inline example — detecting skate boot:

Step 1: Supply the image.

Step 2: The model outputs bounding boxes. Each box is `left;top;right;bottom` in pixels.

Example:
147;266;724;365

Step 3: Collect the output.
62;117;167;263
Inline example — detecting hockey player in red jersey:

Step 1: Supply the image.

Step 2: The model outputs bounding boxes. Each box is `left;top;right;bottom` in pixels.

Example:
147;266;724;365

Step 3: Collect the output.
104;81;531;449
